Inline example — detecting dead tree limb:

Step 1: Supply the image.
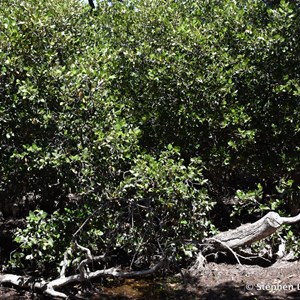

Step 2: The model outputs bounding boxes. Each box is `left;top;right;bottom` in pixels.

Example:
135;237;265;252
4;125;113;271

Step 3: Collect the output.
0;260;165;298
190;211;300;274
205;211;300;250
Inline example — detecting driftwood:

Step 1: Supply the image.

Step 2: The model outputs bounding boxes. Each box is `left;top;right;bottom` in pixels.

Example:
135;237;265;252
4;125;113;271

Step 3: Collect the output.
0;258;165;298
189;211;300;275
205;211;300;250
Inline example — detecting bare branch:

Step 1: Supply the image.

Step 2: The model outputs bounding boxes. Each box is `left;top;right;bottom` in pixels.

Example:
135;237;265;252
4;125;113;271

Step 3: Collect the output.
0;258;166;298
280;213;300;224
59;247;71;278
208;238;242;266
206;212;300;250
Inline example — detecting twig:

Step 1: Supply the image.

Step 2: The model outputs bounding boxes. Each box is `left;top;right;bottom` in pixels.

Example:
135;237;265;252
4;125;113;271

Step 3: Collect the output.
209;238;243;266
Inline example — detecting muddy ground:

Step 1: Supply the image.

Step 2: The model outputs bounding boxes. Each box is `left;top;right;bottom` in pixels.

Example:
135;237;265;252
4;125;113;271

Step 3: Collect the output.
1;260;300;299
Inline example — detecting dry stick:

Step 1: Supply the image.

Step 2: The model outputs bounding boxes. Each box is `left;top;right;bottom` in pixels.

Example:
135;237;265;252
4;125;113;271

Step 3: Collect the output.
75;242;93;260
75;242;93;281
209;238;242;266
59;248;70;278
72;205;104;239
235;252;272;264
72;198;118;239
75;242;106;282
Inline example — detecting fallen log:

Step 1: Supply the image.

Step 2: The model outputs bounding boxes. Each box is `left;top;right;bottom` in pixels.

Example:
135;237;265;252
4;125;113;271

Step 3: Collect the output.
205;211;300;250
189;211;300;275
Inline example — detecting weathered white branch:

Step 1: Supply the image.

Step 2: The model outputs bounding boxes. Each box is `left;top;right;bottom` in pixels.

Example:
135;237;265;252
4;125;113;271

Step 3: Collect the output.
206;211;300;250
75;242;93;260
0;274;46;291
208;238;242;265
190;211;300;275
75;242;93;281
0;260;165;298
59;248;71;278
280;213;300;224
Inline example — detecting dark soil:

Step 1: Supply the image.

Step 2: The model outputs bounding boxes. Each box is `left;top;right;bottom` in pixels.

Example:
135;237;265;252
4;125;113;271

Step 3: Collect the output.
193;260;300;300
1;260;300;299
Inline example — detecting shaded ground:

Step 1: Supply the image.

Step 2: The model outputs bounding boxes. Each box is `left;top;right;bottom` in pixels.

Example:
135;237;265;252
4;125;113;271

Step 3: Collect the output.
93;260;300;300
1;260;300;299
194;260;300;299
